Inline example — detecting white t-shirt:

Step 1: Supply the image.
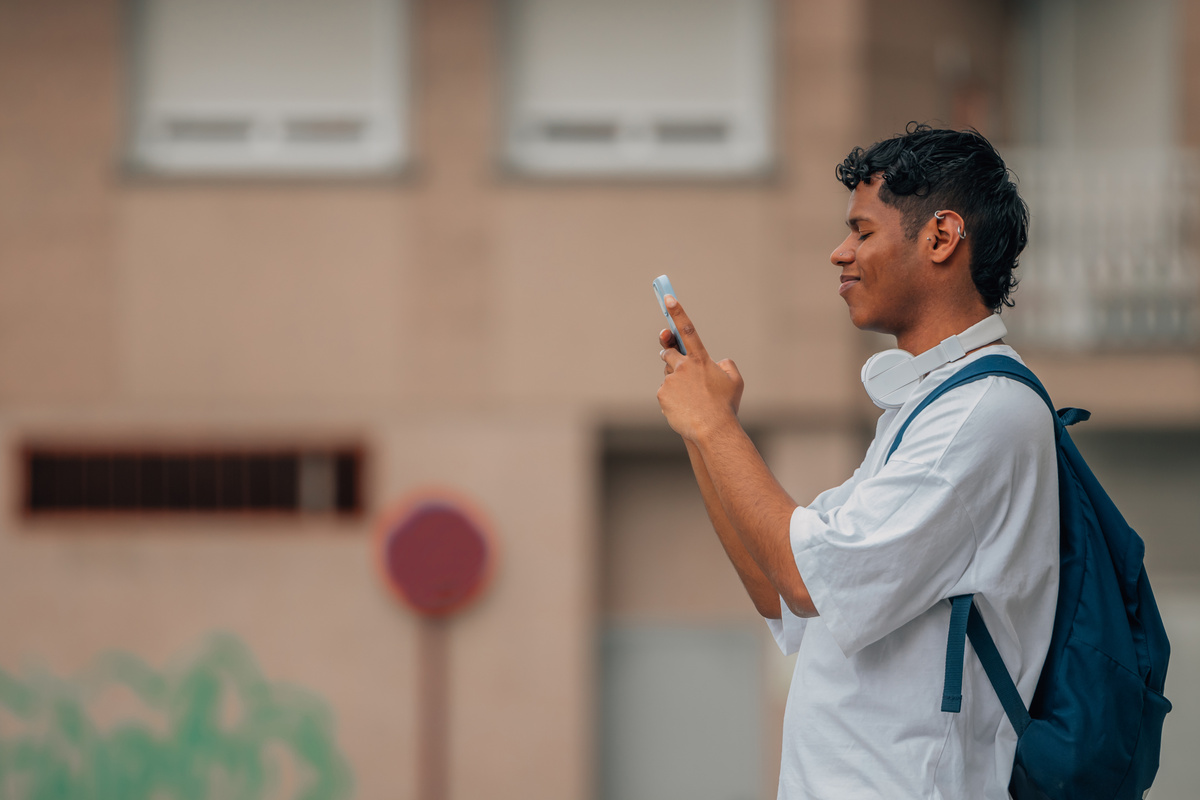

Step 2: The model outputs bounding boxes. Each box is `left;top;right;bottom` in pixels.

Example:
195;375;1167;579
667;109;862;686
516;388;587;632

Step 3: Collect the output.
767;345;1060;800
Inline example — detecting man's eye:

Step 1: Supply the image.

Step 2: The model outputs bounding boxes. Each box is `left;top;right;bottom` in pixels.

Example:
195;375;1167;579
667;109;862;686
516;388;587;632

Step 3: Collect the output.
857;232;871;241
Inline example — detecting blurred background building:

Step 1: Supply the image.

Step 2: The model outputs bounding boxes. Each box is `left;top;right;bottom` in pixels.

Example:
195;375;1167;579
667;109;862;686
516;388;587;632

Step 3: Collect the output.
0;0;1197;798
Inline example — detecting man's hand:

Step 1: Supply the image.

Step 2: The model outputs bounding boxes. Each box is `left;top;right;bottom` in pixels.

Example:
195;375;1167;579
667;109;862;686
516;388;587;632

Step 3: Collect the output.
654;294;811;617
656;295;744;442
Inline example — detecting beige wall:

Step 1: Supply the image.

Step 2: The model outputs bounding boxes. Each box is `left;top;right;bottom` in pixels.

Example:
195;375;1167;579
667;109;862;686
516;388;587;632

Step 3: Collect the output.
0;0;875;414
0;410;594;800
0;0;871;798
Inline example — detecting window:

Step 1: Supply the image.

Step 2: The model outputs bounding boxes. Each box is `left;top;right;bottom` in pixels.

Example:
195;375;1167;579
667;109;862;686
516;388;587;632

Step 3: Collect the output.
23;446;363;516
504;0;774;177
1004;148;1199;349
1003;0;1196;349
128;0;410;176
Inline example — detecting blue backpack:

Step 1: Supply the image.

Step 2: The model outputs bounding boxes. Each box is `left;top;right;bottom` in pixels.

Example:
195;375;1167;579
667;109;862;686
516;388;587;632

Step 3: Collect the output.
886;355;1172;800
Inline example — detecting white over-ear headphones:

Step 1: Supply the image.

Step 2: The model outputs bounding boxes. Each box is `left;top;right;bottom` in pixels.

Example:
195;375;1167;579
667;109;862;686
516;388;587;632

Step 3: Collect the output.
861;315;1008;409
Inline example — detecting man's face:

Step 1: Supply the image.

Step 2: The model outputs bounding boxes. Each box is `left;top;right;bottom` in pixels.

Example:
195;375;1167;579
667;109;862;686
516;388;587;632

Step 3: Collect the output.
829;179;926;336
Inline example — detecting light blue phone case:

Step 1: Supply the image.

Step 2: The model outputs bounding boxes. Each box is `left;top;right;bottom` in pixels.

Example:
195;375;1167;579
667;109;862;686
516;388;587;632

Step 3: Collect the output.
652;274;686;355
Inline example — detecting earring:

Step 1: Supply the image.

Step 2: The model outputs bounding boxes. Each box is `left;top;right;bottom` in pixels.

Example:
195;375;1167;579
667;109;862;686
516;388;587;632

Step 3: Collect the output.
934;211;967;240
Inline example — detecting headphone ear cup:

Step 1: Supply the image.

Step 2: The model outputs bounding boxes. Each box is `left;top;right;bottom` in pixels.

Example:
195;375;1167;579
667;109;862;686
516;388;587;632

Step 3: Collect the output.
862;348;916;409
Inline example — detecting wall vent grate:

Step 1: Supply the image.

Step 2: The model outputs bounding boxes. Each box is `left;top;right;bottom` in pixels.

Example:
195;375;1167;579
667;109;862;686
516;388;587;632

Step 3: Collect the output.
22;447;363;517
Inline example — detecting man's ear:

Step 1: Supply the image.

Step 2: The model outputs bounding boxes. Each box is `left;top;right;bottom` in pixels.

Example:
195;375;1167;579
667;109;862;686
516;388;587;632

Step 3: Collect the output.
925;209;967;264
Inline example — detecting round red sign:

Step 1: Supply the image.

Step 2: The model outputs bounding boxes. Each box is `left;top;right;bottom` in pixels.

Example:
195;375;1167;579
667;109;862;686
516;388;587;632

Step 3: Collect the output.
375;490;495;618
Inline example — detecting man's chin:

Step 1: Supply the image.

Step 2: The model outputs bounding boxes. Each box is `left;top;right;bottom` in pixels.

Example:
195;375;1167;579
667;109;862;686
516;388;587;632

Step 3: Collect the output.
846;309;895;337
845;307;874;331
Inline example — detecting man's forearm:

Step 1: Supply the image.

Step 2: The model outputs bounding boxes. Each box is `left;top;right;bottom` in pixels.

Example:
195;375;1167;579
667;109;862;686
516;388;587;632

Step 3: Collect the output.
693;417;816;618
684;440;781;619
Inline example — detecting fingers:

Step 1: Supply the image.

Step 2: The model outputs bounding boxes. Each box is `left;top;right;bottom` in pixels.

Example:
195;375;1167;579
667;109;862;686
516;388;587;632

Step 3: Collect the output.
717;358;745;415
660;345;684;372
664;295;707;358
660;328;680;375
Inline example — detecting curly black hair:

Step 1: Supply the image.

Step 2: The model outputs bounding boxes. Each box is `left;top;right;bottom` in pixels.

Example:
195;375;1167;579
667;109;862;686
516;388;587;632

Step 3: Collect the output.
835;123;1029;311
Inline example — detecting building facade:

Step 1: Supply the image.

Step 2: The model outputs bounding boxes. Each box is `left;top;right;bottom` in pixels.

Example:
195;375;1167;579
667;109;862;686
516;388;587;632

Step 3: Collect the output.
0;1;1197;798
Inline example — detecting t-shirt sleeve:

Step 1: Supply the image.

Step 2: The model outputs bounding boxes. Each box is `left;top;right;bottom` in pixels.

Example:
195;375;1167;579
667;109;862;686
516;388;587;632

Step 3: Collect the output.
790;458;978;657
765;603;808;655
805;466;863;514
764;461;868;654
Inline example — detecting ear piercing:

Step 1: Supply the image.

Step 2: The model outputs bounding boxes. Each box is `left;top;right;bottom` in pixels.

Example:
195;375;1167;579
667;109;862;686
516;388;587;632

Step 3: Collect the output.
933;210;967;239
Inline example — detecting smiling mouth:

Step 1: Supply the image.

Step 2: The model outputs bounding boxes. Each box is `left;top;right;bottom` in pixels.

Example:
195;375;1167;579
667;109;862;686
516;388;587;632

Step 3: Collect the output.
839;276;860;295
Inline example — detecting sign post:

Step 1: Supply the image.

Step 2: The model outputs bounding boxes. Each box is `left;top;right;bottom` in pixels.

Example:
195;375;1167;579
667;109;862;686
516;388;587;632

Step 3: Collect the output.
375;490;496;800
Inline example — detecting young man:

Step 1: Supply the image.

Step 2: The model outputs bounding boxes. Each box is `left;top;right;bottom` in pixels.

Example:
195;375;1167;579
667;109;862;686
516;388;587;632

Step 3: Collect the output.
656;125;1059;798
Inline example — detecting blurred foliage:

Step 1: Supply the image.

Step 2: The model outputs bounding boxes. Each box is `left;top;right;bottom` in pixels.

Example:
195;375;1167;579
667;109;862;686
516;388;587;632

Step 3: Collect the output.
0;633;352;800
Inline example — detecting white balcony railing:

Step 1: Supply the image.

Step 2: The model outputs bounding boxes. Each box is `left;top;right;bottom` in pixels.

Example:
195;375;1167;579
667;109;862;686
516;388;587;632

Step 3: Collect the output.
1003;148;1200;350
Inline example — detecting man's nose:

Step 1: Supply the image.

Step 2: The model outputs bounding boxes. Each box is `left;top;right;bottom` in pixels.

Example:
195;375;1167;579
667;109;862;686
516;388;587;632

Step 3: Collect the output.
830;239;853;267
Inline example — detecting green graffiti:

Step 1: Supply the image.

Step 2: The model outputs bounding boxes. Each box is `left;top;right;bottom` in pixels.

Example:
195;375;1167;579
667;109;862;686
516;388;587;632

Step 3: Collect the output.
0;633;352;800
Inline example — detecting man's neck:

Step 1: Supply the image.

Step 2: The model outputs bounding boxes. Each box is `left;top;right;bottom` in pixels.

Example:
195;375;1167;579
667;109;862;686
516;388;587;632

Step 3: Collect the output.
895;310;995;356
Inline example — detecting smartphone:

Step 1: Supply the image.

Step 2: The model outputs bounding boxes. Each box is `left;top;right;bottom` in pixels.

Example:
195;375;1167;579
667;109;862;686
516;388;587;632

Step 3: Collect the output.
652;274;687;355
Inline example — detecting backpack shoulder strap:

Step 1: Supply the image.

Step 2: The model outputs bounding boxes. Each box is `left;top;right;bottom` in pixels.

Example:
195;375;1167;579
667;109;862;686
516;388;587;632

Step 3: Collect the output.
942;595;1033;734
885;354;1053;734
885;354;1055;464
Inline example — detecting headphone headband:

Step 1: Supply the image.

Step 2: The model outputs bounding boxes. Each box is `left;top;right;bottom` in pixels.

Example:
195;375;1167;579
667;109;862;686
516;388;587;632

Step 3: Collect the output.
861;316;1008;409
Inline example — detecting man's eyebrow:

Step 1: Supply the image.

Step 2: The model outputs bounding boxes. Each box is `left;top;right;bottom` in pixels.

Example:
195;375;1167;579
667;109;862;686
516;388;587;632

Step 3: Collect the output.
845;215;871;230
